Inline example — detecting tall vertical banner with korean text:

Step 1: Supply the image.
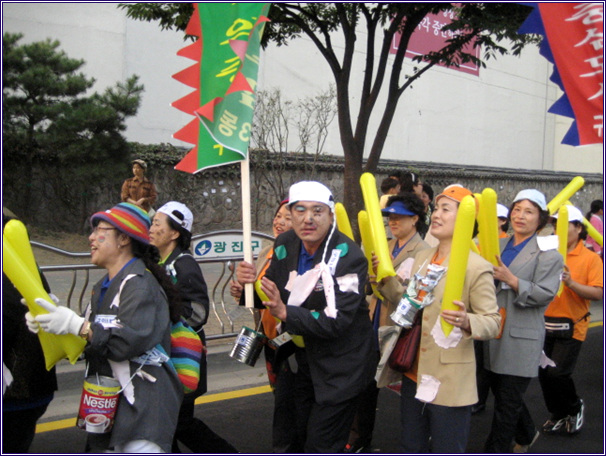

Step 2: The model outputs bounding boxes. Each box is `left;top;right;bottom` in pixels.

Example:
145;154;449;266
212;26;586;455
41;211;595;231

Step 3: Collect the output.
172;3;270;173
519;3;603;146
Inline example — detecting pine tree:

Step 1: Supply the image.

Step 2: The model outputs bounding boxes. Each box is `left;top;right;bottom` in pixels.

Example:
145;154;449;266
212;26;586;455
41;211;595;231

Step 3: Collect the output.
2;33;144;225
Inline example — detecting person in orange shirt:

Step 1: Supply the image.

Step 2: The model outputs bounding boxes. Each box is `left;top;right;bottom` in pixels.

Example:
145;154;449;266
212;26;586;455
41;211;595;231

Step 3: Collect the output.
539;205;603;436
232;198;292;388
234;199;304;453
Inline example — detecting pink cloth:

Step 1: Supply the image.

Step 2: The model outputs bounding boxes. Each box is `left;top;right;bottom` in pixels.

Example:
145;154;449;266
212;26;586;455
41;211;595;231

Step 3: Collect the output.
586;214;603;255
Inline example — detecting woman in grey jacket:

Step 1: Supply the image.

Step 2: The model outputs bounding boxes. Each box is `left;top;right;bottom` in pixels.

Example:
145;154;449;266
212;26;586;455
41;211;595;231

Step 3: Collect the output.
27;203;183;453
484;190;563;453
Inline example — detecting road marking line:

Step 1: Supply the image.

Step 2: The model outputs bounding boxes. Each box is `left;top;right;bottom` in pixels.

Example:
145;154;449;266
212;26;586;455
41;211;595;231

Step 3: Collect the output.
35;322;605;434
195;385;272;405
36;385;272;434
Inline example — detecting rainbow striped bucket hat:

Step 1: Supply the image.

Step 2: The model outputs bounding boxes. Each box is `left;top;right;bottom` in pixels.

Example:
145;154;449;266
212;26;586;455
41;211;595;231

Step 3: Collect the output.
91;202;151;245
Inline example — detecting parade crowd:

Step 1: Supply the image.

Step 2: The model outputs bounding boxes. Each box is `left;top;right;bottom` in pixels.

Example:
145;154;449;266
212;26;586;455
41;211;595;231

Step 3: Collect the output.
3;160;603;454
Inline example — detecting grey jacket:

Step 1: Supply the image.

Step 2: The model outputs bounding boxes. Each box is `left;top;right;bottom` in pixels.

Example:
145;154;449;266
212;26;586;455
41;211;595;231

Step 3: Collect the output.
86;259;183;452
486;235;563;378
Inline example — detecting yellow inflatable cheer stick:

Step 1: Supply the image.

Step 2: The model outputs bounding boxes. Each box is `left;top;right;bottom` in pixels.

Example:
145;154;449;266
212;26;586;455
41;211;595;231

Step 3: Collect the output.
4;219;41;283
555;205;569;297
358;210;383;300
335;202;354;241
472;193;483;255
565;200;603;248
547;176;584;215
441;195;476;337
2;234;86;370
360;173;396;282
477;188;500;266
254;279;269;302
583;222;604;248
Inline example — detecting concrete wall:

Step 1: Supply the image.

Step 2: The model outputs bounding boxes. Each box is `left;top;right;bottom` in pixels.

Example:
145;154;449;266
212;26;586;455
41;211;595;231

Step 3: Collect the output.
3;3;603;175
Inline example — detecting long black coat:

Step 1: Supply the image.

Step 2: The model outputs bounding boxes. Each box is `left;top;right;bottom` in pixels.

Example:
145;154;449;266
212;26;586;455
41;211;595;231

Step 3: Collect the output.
265;228;378;405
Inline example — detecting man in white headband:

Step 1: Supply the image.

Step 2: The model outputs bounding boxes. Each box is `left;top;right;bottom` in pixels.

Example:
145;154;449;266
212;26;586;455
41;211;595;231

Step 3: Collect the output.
237;181;377;453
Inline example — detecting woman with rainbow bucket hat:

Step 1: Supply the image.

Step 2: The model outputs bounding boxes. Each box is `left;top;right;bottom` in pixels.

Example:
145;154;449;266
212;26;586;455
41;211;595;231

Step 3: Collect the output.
26;202;183;453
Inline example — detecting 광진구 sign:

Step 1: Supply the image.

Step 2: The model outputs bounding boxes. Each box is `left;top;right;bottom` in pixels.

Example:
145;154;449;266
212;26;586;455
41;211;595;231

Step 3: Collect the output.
192;231;270;260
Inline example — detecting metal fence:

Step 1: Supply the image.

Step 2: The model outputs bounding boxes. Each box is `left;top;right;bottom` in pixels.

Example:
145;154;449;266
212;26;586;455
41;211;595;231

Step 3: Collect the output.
32;230;275;342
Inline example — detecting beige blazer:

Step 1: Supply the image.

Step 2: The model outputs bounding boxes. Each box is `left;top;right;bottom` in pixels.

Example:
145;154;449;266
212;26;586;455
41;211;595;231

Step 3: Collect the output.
380;247;501;407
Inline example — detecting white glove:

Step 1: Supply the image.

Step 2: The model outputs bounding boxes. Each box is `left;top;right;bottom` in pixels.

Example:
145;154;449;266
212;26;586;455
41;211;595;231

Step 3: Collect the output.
22;294;59;306
25;312;40;334
34;297;85;336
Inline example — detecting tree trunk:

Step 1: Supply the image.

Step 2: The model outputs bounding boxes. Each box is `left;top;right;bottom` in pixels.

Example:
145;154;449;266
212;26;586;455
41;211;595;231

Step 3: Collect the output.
342;146;364;242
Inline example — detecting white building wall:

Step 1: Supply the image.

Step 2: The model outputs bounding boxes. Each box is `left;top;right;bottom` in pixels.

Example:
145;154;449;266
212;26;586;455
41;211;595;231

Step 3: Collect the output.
3;3;602;174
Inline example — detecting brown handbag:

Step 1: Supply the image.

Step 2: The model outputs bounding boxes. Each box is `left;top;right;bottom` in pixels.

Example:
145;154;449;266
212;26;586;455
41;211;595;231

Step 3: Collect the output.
388;310;423;373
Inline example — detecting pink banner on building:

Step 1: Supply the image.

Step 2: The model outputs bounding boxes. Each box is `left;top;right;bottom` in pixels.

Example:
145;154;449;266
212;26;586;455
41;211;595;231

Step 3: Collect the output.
391;8;480;76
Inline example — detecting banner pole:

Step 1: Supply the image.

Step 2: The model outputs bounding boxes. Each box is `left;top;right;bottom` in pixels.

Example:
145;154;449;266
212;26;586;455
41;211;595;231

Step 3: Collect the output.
241;155;254;308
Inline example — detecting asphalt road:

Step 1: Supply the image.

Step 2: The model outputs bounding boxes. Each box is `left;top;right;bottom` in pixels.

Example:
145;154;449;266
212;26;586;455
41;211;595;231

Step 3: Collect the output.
28;321;604;454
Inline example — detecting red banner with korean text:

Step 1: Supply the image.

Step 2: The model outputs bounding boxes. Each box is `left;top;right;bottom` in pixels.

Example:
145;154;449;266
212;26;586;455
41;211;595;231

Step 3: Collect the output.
539;3;603;146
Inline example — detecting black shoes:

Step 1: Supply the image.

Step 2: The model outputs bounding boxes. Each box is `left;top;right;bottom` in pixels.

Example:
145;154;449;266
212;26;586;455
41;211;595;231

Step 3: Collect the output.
344;438;371;453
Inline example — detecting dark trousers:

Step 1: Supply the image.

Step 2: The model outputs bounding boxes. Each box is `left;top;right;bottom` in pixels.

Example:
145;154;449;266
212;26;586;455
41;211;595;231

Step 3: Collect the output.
484;372;535;453
474;340;491;406
284;350;363;453
305;394;360;453
399;376;471;453
172;396;238;453
272;357;312;453
2;403;49;453
539;336;583;418
348;379;380;447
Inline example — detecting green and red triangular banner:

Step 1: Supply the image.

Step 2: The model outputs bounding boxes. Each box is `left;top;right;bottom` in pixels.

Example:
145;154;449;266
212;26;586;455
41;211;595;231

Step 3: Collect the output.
172;3;270;174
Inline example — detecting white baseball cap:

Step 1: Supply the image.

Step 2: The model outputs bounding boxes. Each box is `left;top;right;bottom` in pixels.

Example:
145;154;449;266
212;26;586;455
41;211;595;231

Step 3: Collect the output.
497;203;509;219
288;181;335;212
157;201;193;233
553;204;584;223
512;189;547;211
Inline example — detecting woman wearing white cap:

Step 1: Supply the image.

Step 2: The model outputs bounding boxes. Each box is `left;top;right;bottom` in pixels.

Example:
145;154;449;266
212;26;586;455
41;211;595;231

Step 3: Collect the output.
484;189;564;453
150;202;238;453
539;205;603;436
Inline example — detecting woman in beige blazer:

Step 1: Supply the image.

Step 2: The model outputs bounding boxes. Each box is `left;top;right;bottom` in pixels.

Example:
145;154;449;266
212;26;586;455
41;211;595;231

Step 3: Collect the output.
378;185;501;453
